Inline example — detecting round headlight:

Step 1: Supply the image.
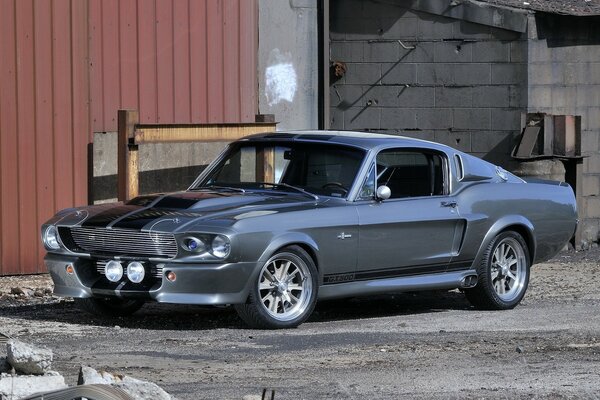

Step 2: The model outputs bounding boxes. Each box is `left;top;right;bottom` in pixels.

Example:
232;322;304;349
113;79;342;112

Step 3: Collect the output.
211;235;231;258
43;226;60;250
127;261;145;283
182;237;206;253
105;260;124;282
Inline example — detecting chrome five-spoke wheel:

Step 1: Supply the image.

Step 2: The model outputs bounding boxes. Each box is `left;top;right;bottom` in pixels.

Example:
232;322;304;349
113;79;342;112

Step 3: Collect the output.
465;231;530;310
234;245;318;329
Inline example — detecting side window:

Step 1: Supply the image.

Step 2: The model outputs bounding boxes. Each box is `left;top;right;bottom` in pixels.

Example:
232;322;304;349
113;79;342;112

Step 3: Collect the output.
376;149;445;199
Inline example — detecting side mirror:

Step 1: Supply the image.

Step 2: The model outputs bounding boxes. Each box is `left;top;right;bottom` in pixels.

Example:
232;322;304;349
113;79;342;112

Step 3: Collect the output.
376;185;391;201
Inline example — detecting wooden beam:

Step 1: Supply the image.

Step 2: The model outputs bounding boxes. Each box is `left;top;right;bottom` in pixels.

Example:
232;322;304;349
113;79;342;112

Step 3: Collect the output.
117;109;139;201
256;147;275;183
133;123;277;144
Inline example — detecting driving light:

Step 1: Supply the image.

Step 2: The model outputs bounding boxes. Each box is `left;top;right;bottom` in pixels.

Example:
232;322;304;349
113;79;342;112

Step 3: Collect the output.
182;237;206;252
127;261;145;283
211;235;231;258
105;260;124;282
43;226;60;250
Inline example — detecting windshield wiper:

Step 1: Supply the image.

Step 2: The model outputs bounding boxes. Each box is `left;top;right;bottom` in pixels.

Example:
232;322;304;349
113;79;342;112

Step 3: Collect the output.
256;182;319;201
191;185;246;194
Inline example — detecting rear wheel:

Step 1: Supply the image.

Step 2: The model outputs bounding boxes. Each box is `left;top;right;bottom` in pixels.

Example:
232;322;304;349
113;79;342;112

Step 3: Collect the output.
235;245;318;329
74;297;145;317
465;231;530;310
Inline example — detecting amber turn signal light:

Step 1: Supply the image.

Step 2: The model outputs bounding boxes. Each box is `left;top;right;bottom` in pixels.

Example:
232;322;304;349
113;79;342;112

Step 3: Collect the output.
65;264;75;275
166;271;177;282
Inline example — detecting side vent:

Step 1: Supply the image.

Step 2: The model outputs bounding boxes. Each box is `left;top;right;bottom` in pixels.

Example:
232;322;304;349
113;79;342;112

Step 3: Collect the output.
454;154;464;181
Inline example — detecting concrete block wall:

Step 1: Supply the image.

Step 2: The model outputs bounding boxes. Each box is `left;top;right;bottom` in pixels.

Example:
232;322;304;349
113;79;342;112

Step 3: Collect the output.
329;0;527;167
527;14;600;246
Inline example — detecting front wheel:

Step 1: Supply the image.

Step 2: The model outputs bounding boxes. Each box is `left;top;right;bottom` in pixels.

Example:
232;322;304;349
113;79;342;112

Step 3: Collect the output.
465;231;530;310
234;245;318;329
74;297;145;317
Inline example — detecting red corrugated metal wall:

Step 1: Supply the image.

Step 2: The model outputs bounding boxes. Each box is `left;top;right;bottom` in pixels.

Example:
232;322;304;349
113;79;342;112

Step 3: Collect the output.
0;0;90;275
0;0;257;275
89;0;257;132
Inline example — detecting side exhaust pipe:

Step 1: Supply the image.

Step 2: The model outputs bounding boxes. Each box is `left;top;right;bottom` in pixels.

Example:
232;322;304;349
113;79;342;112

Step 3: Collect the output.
460;274;478;289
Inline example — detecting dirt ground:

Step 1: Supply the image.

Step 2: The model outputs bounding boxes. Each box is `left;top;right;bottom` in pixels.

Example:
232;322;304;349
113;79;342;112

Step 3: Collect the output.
1;249;600;399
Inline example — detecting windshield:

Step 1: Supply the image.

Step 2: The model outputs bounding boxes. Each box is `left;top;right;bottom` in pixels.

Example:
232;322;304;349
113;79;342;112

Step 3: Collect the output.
194;142;366;198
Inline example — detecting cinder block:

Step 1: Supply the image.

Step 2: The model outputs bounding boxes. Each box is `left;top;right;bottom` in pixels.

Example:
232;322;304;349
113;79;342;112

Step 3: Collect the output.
417;16;454;40
472;41;510;62
372;86;434;108
585;196;600;218
453;20;491;40
434;131;471;152
331;42;364;63
380;108;417;129
403;42;434;63
435;87;472;108
581;130;599;155
584;154;600;174
491;108;521;131
329;107;344;130
528;85;552;109
492;63;527;85
586;110;600;130
381;63;417;84
365;41;399;63
551;86;578;111
381;17;418;39
345;63;381;84
583;175;600;197
417;108;452;130
508;85;527;108
528;63;561;86
417;63;453;85
471;130;515;153
528;40;551;63
344;106;381;130
510;41;528;63
453;63;491;85
454;108;491;130
434;42;472;63
576;85;600;108
330;84;364;108
391;130;435;141
472;86;510;108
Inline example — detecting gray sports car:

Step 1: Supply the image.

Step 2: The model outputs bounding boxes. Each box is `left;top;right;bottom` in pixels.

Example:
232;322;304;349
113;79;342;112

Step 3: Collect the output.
42;131;577;329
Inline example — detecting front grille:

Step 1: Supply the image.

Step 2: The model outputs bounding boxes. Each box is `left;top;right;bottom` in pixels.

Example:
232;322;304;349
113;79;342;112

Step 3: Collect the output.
96;260;164;279
59;227;178;259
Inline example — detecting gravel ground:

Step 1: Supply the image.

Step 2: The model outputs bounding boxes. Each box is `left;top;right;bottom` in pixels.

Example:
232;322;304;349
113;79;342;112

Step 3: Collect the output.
1;249;600;399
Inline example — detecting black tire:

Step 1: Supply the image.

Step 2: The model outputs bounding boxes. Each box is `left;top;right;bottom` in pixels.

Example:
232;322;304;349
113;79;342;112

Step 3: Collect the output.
465;231;530;310
74;297;145;317
234;245;318;329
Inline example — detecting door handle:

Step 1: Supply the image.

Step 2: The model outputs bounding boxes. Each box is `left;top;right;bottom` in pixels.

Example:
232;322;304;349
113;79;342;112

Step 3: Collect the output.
441;200;457;208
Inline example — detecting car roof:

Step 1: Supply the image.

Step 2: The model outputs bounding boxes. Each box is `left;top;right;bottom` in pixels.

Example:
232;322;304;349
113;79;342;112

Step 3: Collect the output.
241;130;446;152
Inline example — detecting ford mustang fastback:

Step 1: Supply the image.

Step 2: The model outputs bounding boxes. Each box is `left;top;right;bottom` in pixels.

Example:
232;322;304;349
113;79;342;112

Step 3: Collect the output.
42;131;577;328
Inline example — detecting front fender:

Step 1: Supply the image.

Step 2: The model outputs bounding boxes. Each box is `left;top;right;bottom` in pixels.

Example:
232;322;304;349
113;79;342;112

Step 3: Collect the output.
255;232;321;281
473;215;536;268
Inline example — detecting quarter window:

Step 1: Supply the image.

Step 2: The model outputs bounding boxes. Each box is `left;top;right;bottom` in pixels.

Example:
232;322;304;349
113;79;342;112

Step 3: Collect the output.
376;149;445;199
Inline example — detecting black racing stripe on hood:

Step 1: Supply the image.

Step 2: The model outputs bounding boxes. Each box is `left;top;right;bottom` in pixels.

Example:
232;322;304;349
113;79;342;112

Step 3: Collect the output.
82;205;145;228
111;208;202;230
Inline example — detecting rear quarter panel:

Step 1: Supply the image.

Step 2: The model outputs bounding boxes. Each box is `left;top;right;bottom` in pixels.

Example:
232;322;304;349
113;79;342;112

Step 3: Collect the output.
455;181;577;265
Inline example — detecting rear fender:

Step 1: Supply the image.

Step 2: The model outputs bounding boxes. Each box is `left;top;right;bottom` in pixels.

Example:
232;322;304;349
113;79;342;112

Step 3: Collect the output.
473;216;535;267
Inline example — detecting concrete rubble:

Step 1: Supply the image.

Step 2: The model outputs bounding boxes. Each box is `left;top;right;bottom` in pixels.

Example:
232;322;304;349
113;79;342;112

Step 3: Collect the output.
6;339;53;375
0;340;174;400
78;366;173;400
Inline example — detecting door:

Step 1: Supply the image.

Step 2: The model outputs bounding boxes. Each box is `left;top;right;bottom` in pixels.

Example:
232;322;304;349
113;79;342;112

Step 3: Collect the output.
355;148;464;279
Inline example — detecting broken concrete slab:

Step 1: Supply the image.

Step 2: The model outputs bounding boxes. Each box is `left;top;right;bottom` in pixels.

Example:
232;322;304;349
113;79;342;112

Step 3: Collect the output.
6;339;53;375
79;366;173;400
0;374;67;399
